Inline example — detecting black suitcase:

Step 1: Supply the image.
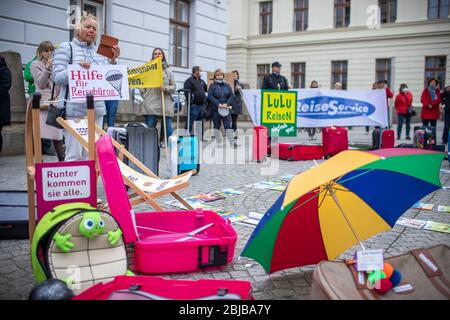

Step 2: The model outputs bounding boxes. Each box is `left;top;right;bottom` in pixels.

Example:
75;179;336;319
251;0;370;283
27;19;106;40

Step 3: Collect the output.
125;123;160;176
0;191;33;239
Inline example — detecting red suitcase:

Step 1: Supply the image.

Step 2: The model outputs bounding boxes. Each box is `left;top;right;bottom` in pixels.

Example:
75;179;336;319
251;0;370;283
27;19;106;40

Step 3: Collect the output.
274;144;323;161
381;129;395;149
74;275;253;300
372;128;395;149
252;126;268;162
322;127;348;158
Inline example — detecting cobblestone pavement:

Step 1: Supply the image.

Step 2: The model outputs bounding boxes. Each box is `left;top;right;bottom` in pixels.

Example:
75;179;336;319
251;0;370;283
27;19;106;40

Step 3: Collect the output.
1;124;449;300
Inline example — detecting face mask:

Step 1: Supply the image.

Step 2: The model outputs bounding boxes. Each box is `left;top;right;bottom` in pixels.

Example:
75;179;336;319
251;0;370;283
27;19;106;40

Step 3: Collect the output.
402;88;409;93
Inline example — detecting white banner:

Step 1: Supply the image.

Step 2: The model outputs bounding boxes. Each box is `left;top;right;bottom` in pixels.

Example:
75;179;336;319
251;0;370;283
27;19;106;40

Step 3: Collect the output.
68;64;129;102
242;89;388;127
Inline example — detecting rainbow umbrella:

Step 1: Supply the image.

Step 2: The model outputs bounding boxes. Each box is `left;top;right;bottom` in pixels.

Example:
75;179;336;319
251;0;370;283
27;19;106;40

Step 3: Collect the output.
242;148;445;274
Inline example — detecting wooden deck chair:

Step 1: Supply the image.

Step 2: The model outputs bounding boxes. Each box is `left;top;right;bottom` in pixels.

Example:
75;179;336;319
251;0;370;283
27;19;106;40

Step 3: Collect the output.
56;108;195;212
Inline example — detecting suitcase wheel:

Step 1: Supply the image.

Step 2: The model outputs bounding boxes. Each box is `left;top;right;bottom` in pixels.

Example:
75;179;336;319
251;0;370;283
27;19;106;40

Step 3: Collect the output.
288;157;294;161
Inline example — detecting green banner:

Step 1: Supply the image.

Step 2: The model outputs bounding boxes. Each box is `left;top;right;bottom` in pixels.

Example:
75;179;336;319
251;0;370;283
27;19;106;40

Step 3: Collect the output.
261;90;298;137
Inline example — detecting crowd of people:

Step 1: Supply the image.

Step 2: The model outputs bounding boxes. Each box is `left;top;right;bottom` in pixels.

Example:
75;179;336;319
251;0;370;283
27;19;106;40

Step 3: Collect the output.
0;13;449;160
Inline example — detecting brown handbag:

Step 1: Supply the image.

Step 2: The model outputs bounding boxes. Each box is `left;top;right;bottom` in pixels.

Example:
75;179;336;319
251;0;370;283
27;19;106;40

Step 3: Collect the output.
310;244;450;300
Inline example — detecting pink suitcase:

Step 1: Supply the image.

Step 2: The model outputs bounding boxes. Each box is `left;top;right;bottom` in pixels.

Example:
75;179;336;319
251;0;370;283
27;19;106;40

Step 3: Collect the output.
96;135;237;274
74;275;253;300
322;127;348;158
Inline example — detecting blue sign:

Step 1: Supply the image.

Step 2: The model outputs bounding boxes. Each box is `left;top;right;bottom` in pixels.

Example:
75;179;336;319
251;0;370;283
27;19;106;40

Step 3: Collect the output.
297;96;376;119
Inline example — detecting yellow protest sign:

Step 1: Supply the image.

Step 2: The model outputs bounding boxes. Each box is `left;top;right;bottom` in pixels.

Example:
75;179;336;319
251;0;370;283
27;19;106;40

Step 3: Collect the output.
127;57;163;88
261;90;298;137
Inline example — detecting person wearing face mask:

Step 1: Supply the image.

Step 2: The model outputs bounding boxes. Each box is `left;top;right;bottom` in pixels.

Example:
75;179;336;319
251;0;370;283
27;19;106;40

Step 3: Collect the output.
394;84;414;140
421;78;441;128
141;48;176;147
441;85;450;144
53;13;120;161
262;62;289;91
30;41;65;161
207;69;235;146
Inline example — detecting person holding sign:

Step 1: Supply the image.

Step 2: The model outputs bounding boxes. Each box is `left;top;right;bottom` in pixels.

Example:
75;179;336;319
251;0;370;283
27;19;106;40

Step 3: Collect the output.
207;69;235;147
52;13;121;161
140;48;176;148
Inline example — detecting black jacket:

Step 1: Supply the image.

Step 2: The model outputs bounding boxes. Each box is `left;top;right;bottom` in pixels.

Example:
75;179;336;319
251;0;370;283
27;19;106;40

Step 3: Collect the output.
262;73;289;91
441;87;450;111
0;57;12;126
183;75;208;106
232;79;243;115
207;81;234;111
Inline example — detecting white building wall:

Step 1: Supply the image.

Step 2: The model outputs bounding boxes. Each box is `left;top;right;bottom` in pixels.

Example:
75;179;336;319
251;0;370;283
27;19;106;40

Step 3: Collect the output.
0;0;70;62
0;0;228;88
227;0;450;108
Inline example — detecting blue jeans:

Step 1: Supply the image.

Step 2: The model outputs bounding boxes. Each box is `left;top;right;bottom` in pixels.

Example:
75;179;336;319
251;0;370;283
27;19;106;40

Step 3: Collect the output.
397;114;411;138
144;115;173;141
188;104;204;134
105;100;119;128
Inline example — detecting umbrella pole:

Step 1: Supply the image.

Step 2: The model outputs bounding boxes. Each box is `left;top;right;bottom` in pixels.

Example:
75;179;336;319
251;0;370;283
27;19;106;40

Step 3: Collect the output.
328;188;366;251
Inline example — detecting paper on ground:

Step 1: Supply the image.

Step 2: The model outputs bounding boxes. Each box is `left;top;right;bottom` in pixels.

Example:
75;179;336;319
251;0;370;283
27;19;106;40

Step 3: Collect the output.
396;218;427;229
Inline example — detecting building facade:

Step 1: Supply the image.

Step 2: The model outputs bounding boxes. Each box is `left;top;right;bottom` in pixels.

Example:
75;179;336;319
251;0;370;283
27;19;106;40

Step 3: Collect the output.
0;0;228;88
227;0;450;107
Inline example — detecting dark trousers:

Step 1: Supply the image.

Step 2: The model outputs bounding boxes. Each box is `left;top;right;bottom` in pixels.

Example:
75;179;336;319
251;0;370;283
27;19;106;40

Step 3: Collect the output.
187;104;204;135
422;119;437;127
443;109;450;144
231;113;239;137
397;114;411;138
104;100;119;128
212;110;232;143
0;125;4;153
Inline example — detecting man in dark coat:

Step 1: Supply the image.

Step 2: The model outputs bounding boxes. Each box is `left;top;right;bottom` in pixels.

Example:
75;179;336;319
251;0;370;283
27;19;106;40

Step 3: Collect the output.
0;55;12;153
262;62;289;90
183;66;208;135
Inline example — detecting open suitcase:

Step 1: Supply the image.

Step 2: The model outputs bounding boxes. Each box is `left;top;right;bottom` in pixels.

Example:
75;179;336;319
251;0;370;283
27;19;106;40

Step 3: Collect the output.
310;244;450;300
96;135;237;274
73;275;253;300
274;144;323;161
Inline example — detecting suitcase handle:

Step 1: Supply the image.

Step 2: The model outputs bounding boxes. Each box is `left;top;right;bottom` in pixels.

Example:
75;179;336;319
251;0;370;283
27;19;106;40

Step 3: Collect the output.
198;245;228;268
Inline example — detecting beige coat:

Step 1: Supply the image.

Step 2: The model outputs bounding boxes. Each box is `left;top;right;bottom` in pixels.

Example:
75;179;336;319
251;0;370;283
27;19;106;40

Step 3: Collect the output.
140;66;176;117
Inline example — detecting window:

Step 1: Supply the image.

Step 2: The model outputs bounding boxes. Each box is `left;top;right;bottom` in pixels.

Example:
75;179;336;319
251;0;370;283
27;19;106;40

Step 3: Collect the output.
334;0;351;28
331;61;348;89
425;56;447;87
170;0;189;68
428;0;450;20
291;63;306;89
294;0;308;32
259;1;273;34
257;64;270;89
69;0;105;44
376;59;392;85
379;0;397;24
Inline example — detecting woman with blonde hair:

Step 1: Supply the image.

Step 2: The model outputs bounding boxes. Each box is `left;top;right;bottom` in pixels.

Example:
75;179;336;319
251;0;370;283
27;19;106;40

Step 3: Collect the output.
207;69;235;146
30;41;65;161
53;13;121;161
